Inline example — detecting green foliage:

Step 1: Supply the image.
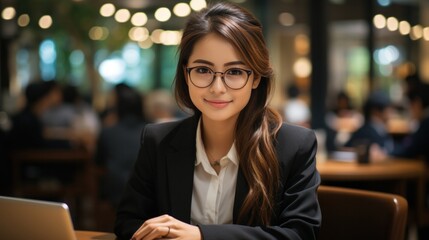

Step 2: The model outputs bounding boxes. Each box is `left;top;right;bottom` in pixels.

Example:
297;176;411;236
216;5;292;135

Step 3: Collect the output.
14;0;129;52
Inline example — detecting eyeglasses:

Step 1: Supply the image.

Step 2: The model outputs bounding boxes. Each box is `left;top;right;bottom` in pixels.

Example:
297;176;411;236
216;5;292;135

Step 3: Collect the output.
186;66;252;90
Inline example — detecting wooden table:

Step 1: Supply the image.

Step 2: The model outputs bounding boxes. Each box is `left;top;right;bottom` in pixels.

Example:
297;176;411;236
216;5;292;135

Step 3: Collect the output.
317;158;428;225
317;158;425;182
75;231;117;240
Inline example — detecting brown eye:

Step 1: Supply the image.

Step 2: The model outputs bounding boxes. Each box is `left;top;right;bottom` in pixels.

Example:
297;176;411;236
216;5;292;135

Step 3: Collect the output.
226;68;245;76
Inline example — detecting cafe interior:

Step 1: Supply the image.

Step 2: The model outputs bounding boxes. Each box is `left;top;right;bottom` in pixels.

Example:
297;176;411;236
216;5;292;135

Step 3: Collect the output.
1;0;429;239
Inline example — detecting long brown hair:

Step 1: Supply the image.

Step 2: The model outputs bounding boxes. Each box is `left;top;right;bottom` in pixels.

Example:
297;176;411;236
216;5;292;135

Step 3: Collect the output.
174;2;282;225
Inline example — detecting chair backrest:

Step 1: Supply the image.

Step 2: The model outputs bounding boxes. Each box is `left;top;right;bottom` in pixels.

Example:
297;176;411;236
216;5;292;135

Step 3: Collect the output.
317;185;408;240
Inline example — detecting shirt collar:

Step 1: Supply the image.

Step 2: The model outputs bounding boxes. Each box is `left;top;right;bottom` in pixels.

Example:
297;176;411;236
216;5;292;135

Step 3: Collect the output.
195;118;239;167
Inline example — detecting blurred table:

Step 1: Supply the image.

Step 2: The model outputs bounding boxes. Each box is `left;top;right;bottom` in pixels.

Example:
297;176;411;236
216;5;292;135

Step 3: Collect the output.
317;158;424;182
75;230;117;240
317;158;428;225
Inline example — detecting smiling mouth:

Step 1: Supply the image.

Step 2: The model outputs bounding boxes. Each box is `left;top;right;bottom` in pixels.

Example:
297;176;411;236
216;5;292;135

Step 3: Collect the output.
205;99;232;108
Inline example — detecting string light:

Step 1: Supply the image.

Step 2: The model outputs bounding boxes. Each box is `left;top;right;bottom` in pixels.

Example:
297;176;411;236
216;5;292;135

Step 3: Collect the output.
1;7;16;20
100;3;115;17
373;14;429;41
154;7;171;22
39;15;53;29
115;9;131;23
17;14;30;27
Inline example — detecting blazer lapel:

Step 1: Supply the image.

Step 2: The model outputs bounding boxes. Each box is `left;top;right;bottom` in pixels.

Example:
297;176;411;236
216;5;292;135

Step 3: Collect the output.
165;116;199;223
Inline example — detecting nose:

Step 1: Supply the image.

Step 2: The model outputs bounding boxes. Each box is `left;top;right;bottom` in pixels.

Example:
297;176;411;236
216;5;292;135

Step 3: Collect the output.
209;73;227;93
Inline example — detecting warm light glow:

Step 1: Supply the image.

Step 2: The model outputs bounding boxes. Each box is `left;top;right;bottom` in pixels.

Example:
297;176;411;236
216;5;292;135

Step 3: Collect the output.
190;0;207;11
398;21;411;35
154;7;171;22
386;17;398;31
293;57;312;78
410;25;423;40
160;30;182;45
115;9;131;23
100;3;116;17
421;59;429;80
173;3;191;17
138;38;154;49
150;29;164;44
2;7;16;20
17;14;30;27
89;26;109;40
423;27;429;41
278;12;295;26
131;12;148;26
373;14;386;29
39;15;53;29
294;34;309;55
129;27;149;41
138;38;153;49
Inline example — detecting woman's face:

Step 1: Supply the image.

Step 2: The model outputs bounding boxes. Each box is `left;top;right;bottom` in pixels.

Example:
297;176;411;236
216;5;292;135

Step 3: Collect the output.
185;33;260;124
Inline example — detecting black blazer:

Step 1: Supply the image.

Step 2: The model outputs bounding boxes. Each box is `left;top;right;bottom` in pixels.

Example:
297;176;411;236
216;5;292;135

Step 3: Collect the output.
115;115;321;240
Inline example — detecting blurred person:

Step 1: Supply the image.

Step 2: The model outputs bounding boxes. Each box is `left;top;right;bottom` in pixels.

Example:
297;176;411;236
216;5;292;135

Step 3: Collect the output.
95;83;147;208
6;80;70;150
144;89;177;123
325;91;364;150
42;84;100;152
393;81;429;240
392;83;429;162
282;83;311;128
344;91;394;161
4;80;75;191
331;91;355;117
115;3;320;240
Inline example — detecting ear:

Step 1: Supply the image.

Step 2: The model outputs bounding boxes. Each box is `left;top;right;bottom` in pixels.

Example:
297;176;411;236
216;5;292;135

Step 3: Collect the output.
252;76;261;89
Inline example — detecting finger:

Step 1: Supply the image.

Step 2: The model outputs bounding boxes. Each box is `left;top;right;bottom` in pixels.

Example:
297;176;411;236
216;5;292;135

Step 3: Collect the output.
132;215;172;240
134;225;170;240
133;223;172;240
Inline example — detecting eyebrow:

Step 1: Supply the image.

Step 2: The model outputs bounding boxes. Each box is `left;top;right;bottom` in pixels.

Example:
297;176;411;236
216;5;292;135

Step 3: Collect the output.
191;59;246;67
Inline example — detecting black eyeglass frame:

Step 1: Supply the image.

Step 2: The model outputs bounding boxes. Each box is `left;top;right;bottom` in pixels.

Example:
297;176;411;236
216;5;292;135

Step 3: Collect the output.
186;66;253;90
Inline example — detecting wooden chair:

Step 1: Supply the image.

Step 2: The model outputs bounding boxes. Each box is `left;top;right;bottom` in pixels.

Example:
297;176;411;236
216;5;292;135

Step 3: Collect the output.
416;162;429;227
317;185;408;240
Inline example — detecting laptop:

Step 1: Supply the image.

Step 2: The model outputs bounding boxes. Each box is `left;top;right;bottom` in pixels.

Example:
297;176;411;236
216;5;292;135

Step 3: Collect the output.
0;195;77;240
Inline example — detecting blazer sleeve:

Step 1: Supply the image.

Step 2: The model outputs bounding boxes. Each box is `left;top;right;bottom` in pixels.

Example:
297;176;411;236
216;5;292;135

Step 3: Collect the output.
199;125;321;240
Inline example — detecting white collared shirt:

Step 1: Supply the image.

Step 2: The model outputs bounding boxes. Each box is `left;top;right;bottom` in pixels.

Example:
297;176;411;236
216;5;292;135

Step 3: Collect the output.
190;119;239;225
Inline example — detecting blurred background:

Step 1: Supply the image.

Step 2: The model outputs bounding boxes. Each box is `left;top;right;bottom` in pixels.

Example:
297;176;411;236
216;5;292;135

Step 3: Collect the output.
1;0;426;116
1;0;429;238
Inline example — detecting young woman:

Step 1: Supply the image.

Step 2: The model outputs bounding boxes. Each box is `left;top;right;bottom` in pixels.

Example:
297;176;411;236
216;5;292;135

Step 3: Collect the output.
115;2;321;240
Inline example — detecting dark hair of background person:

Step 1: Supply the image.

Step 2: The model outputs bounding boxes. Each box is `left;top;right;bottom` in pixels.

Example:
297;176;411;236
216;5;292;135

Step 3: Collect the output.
61;84;79;104
25;80;59;110
173;2;283;225
363;91;390;121
114;83;145;121
7;80;66;150
332;91;354;114
407;80;429;109
404;72;421;100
